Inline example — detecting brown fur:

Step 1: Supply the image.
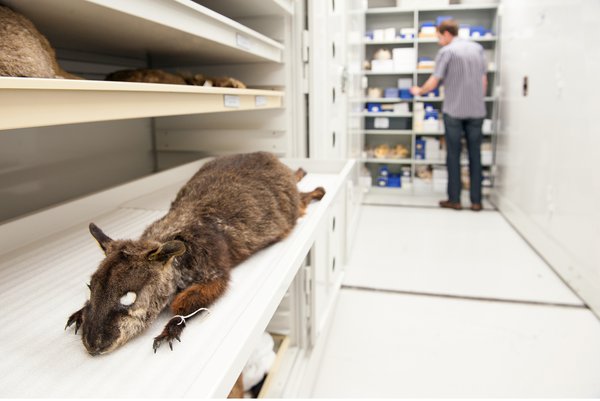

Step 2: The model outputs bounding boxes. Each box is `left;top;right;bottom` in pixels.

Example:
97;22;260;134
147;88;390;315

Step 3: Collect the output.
66;152;325;355
299;187;326;217
105;69;247;88
0;5;80;79
105;68;187;85
170;281;228;315
183;73;247;89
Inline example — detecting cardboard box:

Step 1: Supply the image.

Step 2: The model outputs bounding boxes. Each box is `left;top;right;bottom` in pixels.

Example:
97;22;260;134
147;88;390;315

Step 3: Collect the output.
392;48;416;72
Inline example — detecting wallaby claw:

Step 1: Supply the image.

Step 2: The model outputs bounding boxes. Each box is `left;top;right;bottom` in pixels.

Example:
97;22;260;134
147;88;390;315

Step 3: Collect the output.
65;309;84;334
152;316;185;353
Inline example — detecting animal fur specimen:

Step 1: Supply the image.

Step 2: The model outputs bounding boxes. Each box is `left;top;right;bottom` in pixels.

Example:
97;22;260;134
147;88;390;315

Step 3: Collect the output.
105;68;246;88
0;5;79;79
66;152;325;355
105;69;187;85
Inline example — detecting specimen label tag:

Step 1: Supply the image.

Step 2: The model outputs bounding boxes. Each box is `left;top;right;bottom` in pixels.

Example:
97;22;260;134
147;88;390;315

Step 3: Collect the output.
255;96;267;107
224;95;240;108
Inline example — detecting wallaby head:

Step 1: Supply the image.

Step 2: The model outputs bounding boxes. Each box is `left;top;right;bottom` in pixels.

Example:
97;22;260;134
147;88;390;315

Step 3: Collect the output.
78;223;185;355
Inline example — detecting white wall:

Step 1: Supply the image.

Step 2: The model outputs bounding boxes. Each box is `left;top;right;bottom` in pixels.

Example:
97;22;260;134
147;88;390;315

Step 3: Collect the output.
494;0;600;316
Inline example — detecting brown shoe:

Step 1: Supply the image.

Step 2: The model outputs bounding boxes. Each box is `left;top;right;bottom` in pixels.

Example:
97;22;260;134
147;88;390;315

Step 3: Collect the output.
470;203;483;211
439;200;462;210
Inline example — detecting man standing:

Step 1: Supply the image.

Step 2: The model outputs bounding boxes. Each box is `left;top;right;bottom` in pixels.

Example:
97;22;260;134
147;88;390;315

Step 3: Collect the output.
410;19;487;211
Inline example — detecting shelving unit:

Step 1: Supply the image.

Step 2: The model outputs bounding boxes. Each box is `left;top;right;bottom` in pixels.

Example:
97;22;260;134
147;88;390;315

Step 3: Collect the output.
0;0;292;216
1;0;285;64
360;2;499;205
0;0;357;397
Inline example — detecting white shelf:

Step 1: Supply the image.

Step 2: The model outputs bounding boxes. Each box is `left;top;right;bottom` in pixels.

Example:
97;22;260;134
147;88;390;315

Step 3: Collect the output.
415;131;445;135
417;36;497;43
414;159;493;166
0;157;354;398
2;0;284;65
193;0;294;18
364;71;415;75
361;112;413;117
360;98;412;103
363;37;496;44
417;68;496;74
362;97;495;103
415;97;496;102
364;129;413;135
0;77;283;130
365;158;493;166
363;129;492;136
368;186;413;195
363;39;415;45
366;7;414;14
415;131;494;136
366;4;498;14
365;158;413;164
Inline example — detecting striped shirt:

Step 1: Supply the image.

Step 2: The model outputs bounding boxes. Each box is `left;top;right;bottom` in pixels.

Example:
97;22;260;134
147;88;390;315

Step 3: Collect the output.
433;37;487;119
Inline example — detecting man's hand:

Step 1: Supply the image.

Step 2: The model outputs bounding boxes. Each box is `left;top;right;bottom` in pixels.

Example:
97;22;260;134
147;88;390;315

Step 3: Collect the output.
412;76;440;97
410;86;421;96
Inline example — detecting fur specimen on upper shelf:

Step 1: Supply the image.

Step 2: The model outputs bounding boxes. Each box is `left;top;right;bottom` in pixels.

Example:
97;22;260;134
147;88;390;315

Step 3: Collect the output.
105;69;187;85
0;5;81;79
105;68;247;89
65;152;325;355
182;72;247;89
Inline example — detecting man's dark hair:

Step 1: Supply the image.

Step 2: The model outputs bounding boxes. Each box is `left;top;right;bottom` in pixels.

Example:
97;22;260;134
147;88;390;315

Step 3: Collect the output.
437;19;458;36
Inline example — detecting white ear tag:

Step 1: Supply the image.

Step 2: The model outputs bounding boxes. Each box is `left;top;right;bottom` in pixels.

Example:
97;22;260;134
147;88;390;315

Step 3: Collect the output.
120;291;137;306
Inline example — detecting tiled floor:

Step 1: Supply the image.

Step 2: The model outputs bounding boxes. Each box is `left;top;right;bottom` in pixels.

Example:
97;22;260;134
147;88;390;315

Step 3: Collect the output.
310;205;600;397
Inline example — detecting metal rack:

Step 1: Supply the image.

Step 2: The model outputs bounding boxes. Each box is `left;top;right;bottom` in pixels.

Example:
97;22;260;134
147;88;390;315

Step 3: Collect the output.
360;3;500;205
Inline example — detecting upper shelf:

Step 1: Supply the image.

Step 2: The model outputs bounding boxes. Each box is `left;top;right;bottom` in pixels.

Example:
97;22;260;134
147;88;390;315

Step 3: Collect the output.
364;37;497;45
1;0;285;66
366;4;498;14
193;0;294;18
0;77;284;130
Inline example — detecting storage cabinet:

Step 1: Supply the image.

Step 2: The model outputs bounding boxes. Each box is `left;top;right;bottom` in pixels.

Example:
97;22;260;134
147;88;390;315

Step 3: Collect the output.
0;0;356;397
359;3;499;206
0;0;293;222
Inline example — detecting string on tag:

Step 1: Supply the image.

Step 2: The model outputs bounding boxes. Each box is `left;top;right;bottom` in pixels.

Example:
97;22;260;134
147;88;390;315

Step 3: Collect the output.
173;307;210;325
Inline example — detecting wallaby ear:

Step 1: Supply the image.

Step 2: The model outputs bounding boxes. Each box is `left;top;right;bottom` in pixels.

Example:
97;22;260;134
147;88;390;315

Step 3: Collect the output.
147;241;186;263
89;223;113;253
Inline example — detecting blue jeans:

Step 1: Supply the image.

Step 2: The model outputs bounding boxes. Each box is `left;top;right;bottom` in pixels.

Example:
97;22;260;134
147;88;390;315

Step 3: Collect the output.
443;114;483;204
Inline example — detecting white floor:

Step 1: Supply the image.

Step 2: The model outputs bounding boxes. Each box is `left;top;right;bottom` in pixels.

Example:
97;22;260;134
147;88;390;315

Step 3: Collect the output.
311;205;600;397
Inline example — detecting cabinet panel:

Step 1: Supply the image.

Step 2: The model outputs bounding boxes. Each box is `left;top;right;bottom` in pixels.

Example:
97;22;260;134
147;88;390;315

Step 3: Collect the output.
494;0;600;317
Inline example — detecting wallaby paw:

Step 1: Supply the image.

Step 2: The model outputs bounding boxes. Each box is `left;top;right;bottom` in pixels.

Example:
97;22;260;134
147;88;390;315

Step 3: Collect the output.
65;308;84;334
295;168;307;182
313;186;326;200
153;317;185;353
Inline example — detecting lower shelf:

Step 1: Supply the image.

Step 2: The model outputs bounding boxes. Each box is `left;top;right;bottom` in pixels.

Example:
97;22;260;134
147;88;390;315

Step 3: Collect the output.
0;156;353;398
364;186;495;209
256;333;290;398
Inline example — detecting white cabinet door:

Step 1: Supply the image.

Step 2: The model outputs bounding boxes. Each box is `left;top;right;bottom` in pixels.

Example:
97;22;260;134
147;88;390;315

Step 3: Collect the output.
308;0;348;160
